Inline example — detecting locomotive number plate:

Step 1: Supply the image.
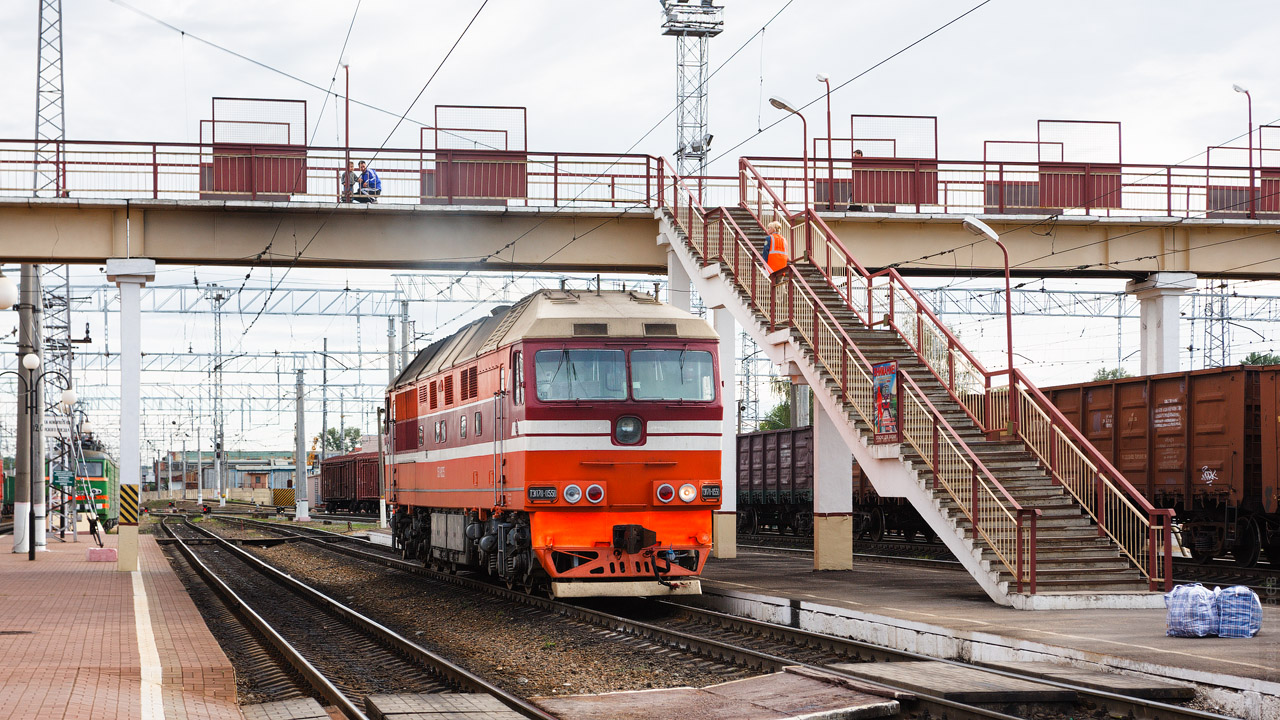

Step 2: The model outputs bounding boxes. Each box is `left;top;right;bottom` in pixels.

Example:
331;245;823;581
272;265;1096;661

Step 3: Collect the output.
527;486;558;502
701;484;721;501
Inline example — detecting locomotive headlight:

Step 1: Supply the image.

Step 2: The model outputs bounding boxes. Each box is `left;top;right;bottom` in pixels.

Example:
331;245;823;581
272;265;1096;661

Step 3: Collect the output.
615;416;642;445
563;484;583;504
656;483;675;504
586;484;605;504
678;483;697;503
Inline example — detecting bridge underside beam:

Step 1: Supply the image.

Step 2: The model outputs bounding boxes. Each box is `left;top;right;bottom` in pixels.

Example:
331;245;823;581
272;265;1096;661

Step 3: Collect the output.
0;200;666;272
824;214;1280;279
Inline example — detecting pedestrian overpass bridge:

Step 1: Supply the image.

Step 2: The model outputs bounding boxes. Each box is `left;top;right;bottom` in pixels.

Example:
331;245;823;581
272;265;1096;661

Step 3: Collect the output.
2;139;1279;277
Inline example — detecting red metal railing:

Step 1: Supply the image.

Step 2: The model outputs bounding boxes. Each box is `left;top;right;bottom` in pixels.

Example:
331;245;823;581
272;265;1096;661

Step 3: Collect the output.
0;139;663;208
732;157;1172;591
1;137;1274;222
663;159;1040;593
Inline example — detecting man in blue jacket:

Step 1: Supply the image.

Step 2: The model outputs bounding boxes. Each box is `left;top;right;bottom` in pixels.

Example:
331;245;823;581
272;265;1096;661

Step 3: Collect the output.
355;160;382;203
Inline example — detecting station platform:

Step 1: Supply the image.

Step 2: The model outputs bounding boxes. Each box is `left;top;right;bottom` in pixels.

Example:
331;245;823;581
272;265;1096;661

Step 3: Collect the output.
693;549;1280;720
0;531;246;720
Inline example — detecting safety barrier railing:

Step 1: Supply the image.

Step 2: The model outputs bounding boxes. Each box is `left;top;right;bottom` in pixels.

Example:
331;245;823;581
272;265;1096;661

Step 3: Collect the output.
744;156;1280;219
732;157;1171;592
664;161;1039;593
1012;371;1174;590
0;139;663;209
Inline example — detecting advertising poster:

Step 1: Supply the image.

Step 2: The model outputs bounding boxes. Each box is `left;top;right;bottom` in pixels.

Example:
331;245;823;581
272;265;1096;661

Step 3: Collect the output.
872;360;900;444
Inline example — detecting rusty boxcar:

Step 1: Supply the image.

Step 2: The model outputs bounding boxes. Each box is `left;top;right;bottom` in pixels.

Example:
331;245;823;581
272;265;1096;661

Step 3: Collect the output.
1045;366;1280;566
319;450;380;514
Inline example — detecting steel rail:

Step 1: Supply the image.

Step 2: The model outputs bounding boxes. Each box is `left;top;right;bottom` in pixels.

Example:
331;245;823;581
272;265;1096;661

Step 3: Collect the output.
180;516;558;720
217;516;1139;720
226;516;1236;720
648;599;1234;720
160;518;369;720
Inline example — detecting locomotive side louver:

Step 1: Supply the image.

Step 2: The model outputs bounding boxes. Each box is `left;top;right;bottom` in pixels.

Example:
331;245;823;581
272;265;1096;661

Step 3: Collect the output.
644;323;677;336
574;323;608;336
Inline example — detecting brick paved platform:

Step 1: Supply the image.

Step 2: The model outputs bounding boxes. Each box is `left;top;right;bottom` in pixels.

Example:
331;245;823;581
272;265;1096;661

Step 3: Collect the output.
0;531;244;720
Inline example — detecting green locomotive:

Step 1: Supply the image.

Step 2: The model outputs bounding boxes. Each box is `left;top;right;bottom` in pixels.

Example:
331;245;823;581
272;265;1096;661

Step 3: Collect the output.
1;440;121;531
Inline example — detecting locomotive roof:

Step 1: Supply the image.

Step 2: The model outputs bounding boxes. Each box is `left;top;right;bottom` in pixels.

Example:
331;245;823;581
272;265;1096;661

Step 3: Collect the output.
391;289;717;390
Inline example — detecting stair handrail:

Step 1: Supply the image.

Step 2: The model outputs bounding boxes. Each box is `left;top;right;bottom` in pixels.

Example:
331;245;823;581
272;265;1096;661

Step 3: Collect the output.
663;163;1037;591
735;157;1171;591
1010;369;1174;589
738;158;995;430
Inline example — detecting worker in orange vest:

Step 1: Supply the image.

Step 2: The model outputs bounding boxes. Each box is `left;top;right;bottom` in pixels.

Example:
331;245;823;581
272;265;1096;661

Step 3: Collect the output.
764;221;789;285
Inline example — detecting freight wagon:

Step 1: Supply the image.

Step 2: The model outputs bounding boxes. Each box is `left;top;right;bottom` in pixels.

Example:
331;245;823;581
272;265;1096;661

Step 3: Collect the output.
319;450;380;513
1045;365;1280;566
736;426;931;541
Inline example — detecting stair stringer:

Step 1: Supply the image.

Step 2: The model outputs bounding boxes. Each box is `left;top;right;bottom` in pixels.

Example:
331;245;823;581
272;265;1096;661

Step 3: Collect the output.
656;216;1014;606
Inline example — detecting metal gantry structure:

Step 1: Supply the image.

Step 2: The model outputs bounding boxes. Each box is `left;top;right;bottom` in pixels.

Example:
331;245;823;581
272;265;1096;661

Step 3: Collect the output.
661;0;723;178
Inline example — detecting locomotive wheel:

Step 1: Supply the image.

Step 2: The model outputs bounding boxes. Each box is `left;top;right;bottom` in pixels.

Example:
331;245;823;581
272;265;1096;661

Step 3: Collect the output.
740;508;759;535
1233;518;1261;568
869;508;885;542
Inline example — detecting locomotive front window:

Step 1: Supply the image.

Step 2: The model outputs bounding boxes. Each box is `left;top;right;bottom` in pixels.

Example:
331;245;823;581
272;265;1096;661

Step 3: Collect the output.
534;349;626;401
77;460;104;477
630;349;715;401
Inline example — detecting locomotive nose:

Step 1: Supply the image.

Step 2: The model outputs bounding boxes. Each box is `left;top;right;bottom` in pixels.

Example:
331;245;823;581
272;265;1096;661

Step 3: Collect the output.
612;524;658;554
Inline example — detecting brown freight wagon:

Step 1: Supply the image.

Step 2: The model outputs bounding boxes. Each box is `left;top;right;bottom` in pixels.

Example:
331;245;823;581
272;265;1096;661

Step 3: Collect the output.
736;427;932;541
1045;366;1280;566
319;450;380;513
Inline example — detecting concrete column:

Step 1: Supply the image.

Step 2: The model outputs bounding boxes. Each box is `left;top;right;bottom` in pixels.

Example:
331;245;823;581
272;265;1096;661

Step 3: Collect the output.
790;383;811;427
667;249;692;313
1125;272;1196;375
813;402;854;571
107;258;155;572
12;265;35;554
712;308;737;559
387;317;397;385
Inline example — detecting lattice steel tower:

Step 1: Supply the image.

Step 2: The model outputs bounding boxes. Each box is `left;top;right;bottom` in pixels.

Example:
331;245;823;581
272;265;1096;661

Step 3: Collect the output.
1201;280;1232;368
35;0;77;472
34;0;65;197
661;0;723;178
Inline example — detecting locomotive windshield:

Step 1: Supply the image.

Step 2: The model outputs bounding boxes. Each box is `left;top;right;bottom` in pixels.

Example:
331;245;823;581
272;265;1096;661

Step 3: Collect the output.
535;349;627;401
76;460;105;477
533;348;715;402
631;349;714;401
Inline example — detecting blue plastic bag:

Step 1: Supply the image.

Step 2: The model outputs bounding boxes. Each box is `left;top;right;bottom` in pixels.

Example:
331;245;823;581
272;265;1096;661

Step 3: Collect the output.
1215;585;1263;638
1165;583;1218;637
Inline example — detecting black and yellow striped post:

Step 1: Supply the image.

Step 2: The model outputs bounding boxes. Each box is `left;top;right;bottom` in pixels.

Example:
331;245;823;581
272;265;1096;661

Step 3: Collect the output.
119;484;139;526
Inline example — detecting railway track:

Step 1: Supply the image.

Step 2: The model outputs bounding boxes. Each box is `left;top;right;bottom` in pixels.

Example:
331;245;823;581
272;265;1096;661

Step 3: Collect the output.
160;517;556;720
161;540;313;704
215;514;1235;720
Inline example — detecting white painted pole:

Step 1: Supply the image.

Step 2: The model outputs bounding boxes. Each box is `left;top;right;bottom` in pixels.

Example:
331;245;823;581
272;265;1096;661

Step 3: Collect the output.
294;368;310;521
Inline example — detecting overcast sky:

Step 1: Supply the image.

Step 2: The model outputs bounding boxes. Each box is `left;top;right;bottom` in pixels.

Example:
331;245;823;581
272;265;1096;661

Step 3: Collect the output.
1;1;1278;455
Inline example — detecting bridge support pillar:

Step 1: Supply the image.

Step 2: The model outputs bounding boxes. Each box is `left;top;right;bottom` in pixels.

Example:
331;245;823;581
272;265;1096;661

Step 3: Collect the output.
107;258;156;573
1125;272;1196;375
712;308;737;559
813;402;854;570
666;248;693;312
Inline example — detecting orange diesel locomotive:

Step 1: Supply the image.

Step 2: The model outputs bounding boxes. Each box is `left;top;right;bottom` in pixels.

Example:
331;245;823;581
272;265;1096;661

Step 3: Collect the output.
386;289;722;597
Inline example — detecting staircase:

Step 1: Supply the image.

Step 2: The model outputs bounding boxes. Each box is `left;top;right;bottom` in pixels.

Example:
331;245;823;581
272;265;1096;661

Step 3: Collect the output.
659;162;1173;609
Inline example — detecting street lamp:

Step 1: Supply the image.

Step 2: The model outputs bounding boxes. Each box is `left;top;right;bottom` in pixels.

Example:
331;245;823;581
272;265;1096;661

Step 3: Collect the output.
816;73;834;211
962;216;1017;434
1233;84;1254;218
0;362;74;560
343;62;351;178
769;96;810;217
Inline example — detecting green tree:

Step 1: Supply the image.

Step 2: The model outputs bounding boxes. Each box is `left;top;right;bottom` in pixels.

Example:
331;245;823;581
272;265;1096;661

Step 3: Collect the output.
1091;367;1131;382
1242;351;1280;366
322;426;363;452
758;401;791;430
